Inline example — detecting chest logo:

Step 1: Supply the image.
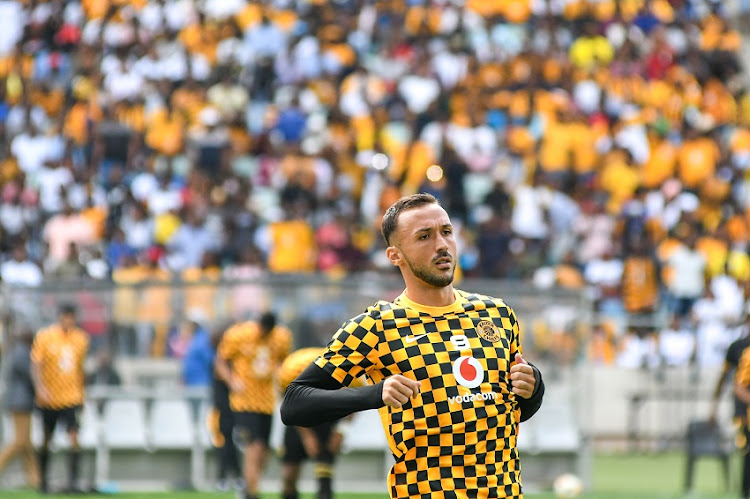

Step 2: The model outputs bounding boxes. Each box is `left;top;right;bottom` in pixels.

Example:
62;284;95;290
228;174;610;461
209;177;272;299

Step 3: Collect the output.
453;356;484;389
476;320;501;343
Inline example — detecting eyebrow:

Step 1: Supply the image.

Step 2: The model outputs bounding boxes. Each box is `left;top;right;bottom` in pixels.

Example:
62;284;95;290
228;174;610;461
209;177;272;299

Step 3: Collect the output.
414;224;453;234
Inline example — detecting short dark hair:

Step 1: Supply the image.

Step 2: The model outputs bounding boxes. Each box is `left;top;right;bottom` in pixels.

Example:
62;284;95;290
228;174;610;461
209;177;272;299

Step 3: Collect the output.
259;311;277;332
59;303;77;316
381;193;439;245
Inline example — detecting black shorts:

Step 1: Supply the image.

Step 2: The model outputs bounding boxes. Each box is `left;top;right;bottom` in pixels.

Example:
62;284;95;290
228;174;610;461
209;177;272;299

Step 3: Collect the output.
281;421;336;464
233;412;273;446
40;405;82;436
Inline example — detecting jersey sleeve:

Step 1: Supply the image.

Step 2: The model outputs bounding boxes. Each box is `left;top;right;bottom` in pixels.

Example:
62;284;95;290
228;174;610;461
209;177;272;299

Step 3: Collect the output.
277;327;293;362
314;312;380;387
508;306;522;359
217;325;241;361
737;349;750;386
30;331;45;364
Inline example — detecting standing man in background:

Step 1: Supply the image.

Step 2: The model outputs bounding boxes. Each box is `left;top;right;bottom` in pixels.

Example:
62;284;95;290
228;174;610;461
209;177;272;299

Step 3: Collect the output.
714;314;750;498
215;312;292;499
278;347;359;499
207;322;242;492
31;304;90;493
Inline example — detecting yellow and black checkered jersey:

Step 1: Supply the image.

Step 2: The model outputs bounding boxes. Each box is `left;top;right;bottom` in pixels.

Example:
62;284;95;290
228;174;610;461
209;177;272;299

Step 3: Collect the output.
315;289;525;498
218;321;292;414
279;347;366;393
278;347;325;393
30;325;89;410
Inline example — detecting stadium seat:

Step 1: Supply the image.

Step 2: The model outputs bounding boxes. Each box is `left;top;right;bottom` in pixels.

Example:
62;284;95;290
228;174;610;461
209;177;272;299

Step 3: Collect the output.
102;399;148;449
342;410;387;452
149;399;194;449
50;402;99;449
532;389;581;453
684;420;730;492
198;401;213;448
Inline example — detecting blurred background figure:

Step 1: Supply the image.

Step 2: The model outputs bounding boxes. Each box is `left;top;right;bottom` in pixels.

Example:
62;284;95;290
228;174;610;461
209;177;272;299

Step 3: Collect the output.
0;327;39;488
277;346;358;499
215;312;292;499
31;304;89;493
206;322;242;492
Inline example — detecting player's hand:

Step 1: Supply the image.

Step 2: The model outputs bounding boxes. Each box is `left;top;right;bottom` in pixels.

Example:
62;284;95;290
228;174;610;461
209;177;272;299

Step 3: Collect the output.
510;354;536;399
229;376;244;393
382;375;420;408
37;388;51;406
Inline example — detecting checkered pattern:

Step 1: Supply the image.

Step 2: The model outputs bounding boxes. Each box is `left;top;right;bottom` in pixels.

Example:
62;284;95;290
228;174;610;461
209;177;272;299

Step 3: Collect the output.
278;347;325;392
30;325;89;410
217;322;292;414
315;290;525;498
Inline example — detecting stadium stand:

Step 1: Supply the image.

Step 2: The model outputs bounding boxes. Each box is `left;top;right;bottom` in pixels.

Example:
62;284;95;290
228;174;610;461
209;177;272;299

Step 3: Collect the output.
2;0;750;493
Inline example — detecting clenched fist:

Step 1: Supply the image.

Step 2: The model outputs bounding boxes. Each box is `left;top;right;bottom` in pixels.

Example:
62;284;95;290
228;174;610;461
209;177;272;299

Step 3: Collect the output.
510;353;536;399
382;374;421;408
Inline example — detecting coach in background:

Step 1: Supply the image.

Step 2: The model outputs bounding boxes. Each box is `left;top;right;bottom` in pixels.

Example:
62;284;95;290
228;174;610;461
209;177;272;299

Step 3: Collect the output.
215;312;292;499
31;304;89;493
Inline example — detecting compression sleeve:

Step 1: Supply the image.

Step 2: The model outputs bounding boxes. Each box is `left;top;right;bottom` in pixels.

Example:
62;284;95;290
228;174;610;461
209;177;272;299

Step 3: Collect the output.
517;364;545;422
280;363;385;427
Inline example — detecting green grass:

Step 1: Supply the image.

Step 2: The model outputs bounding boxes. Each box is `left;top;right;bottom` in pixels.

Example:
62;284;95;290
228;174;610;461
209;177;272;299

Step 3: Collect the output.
0;452;742;498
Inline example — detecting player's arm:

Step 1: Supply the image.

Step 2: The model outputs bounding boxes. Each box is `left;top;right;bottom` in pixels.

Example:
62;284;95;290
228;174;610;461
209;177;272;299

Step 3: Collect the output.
709;361;732;423
30;338;50;405
513;357;545;422
280;363;385;427
508;309;544;422
735;380;750;405
215;355;242;392
215;326;243;392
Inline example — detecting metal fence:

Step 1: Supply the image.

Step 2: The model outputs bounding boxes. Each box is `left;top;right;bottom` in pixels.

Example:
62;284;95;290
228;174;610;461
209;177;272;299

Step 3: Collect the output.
0;274;590;361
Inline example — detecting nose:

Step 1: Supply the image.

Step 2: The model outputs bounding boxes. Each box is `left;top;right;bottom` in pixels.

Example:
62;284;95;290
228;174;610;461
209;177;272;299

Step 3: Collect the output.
435;232;449;252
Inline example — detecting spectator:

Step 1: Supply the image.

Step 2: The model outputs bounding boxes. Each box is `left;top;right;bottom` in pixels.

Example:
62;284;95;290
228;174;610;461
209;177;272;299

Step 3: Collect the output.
166;209;219;271
1;244;43;287
666;234;708;320
175;310;213;388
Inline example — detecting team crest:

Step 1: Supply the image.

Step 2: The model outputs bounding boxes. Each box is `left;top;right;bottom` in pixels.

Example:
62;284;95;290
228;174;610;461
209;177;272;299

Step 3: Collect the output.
476;320;501;342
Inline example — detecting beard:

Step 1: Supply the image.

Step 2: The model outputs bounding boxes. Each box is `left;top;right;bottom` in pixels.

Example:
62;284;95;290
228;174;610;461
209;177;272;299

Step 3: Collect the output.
404;251;455;288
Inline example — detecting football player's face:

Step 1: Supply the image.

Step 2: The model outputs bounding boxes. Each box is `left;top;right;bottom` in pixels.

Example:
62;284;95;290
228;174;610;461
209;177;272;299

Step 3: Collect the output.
392;204;457;288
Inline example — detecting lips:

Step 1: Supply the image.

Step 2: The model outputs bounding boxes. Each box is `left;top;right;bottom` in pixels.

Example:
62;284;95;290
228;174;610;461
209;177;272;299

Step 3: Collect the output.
434;256;452;269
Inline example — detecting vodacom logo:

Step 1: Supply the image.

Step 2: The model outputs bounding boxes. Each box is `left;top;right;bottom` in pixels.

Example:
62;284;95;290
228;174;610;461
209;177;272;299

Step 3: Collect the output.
452;356;484;388
449;355;497;404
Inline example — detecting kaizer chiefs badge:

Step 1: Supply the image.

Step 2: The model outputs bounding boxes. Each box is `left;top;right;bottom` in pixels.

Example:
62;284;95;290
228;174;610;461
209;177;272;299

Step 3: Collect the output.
476;320;501;342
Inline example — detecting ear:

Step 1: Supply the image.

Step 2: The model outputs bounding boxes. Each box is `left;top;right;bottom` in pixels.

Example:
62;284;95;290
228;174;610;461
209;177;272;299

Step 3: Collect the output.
386;245;402;267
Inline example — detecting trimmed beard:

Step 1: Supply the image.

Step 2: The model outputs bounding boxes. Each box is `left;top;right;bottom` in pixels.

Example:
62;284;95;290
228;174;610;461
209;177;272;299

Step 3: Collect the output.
404;253;454;288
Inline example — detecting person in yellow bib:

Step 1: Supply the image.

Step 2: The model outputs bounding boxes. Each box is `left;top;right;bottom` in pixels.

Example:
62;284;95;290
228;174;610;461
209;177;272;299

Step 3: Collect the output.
31;304;89;493
278;347;362;499
215;312;292;499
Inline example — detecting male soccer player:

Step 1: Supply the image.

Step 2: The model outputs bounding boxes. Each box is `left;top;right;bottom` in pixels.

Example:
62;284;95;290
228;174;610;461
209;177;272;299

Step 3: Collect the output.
278;347;358;499
710;318;750;425
282;193;544;498
215;312;292;499
31;304;90;493
714;316;750;497
734;341;750;497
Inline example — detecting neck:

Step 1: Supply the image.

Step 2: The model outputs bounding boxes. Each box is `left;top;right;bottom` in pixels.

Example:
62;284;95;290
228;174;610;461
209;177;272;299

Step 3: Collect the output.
403;283;456;308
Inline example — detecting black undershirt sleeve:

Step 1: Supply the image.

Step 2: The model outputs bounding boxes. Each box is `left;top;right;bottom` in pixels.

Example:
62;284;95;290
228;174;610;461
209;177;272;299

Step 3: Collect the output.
517;364;545;422
280;363;385;427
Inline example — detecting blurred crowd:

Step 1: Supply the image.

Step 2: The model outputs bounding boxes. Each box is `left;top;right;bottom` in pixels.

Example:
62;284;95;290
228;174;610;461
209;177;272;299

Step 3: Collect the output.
2;0;750;364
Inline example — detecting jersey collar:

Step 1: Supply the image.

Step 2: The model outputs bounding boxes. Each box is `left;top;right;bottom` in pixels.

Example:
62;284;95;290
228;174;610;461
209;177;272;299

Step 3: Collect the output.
396;290;465;316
